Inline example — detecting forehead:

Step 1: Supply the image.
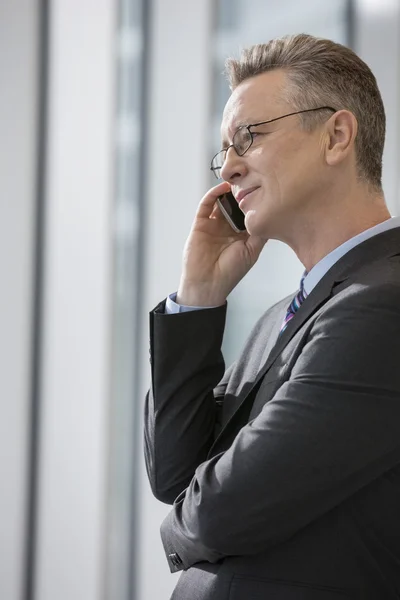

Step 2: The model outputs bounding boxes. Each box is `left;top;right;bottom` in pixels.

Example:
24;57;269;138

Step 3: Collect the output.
221;69;288;144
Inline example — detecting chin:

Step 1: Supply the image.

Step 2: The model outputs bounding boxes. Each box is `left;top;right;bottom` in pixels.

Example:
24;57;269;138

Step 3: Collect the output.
244;210;272;238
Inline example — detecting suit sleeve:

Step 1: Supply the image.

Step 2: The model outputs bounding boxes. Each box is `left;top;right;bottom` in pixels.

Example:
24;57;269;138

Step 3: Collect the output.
143;298;231;504
160;283;400;572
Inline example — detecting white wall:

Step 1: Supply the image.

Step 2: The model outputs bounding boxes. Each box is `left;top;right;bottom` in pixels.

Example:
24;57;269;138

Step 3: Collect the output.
0;2;39;599
34;1;115;599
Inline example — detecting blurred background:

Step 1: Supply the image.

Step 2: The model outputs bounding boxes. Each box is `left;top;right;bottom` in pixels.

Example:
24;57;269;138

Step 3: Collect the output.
1;0;399;599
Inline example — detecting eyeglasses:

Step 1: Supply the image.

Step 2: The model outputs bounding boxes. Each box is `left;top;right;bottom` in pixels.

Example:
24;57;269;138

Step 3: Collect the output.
210;106;337;179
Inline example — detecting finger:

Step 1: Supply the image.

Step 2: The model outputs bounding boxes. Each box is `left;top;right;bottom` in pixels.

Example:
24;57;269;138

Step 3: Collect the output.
196;181;231;219
209;201;225;220
209;202;248;238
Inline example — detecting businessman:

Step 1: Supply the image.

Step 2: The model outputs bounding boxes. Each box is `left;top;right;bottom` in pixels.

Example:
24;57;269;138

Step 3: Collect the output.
144;34;400;599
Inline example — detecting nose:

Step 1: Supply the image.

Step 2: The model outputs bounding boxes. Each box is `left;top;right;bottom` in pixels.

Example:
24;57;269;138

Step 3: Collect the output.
220;146;248;182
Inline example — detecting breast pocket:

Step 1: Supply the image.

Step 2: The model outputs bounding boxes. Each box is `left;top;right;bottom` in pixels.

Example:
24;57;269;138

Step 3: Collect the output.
229;576;354;600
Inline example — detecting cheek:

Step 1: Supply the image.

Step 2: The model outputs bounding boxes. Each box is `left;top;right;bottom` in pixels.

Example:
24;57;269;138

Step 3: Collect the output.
245;171;284;227
261;170;283;207
251;151;284;206
266;140;313;192
252;147;280;184
249;136;310;209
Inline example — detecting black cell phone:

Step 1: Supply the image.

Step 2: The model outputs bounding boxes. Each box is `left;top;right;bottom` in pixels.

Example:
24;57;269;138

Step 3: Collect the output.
216;191;246;233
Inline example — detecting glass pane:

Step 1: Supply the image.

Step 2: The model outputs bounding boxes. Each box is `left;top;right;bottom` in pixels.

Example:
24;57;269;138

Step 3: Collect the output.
105;0;143;598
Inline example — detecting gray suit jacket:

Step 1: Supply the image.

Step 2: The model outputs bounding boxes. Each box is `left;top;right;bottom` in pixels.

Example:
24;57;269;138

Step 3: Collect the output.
144;228;400;600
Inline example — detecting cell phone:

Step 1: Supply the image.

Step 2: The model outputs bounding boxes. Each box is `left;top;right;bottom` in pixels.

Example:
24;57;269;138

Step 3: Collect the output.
216;191;246;233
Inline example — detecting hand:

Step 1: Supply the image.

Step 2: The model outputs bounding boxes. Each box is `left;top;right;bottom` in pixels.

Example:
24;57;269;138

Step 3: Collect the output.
177;181;268;306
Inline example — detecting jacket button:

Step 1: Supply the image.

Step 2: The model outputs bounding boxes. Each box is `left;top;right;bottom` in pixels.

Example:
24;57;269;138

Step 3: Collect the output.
168;552;182;567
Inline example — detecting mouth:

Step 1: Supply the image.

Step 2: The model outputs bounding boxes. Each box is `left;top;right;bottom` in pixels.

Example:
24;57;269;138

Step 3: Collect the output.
238;187;260;207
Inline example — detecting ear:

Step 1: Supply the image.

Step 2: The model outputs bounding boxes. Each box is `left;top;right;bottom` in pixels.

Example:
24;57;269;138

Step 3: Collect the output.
324;109;358;167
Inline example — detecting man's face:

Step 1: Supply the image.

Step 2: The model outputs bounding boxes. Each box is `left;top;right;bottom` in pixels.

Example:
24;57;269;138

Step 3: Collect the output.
220;70;329;241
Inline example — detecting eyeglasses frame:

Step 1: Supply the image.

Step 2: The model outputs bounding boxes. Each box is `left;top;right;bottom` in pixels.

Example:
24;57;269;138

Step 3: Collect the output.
210;106;337;178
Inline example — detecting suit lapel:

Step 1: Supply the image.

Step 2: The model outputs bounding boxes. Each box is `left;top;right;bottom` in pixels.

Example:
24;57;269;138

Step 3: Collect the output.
208;275;336;457
258;274;334;382
259;293;292;368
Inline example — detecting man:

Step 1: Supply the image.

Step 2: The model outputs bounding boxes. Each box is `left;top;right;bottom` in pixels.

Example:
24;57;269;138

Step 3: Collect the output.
144;33;400;599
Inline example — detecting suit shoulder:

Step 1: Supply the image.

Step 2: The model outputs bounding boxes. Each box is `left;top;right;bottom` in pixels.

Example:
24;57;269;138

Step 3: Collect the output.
332;258;400;306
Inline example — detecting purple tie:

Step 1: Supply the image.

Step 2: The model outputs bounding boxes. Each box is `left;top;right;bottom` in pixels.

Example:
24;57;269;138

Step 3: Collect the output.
280;271;308;335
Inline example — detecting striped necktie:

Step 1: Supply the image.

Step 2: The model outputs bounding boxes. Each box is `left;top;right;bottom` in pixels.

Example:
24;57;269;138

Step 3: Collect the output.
279;270;308;335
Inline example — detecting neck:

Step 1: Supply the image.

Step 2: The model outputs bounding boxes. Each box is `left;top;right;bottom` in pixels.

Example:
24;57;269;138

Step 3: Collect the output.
280;185;391;272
